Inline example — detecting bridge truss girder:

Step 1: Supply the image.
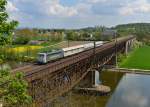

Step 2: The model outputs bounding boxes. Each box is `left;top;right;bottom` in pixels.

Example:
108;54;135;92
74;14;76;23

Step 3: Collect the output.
23;37;135;106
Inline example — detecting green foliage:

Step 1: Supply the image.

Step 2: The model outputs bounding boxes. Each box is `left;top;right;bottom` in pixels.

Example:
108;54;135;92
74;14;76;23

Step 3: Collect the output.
22;56;35;62
65;26;107;41
0;68;32;106
133;40;143;49
14;29;64;45
93;31;101;40
117;53;126;66
115;23;150;44
0;0;18;45
14;29;39;45
15;29;38;37
0;58;4;65
81;32;90;38
66;31;75;40
13;36;31;45
50;33;63;42
101;35;113;41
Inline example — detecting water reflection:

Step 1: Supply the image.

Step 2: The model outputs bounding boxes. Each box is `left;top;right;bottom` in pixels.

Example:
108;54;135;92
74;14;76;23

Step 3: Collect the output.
50;72;150;107
106;74;150;107
95;70;102;86
50;71;124;107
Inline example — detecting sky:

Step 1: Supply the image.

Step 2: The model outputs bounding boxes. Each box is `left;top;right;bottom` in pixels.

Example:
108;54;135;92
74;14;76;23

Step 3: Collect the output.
6;0;150;29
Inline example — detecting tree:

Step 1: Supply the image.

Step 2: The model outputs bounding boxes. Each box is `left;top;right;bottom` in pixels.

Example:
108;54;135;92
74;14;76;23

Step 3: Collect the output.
115;23;150;44
93;31;102;40
0;69;32;106
13;35;31;45
14;29;38;38
0;1;32;106
51;32;63;42
0;0;18;45
66;31;75;40
81;32;90;38
66;31;81;41
14;29;39;44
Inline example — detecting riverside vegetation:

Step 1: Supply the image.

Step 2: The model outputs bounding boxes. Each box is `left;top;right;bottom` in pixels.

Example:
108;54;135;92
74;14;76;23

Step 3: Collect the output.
0;0;32;106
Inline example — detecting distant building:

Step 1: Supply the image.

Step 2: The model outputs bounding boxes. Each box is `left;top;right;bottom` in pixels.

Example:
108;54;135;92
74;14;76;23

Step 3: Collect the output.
101;30;117;41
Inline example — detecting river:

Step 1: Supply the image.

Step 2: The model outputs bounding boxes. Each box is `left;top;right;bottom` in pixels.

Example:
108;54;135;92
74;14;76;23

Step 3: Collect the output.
2;63;150;107
49;71;150;107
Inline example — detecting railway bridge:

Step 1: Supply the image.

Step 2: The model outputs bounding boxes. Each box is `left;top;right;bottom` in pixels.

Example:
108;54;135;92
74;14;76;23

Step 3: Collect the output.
13;36;135;106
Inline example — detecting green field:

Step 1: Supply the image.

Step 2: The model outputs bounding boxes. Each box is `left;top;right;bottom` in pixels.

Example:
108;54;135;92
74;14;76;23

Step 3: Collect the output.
120;45;150;70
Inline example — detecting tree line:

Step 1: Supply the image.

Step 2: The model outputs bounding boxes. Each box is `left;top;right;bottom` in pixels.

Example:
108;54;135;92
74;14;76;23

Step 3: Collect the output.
13;26;106;45
114;23;150;45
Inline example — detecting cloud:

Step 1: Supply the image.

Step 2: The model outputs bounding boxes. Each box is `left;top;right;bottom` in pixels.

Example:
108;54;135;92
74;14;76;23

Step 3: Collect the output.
75;3;92;16
6;1;20;20
6;0;150;28
42;0;78;17
92;3;122;15
87;0;109;3
119;0;150;16
6;1;19;12
121;90;149;107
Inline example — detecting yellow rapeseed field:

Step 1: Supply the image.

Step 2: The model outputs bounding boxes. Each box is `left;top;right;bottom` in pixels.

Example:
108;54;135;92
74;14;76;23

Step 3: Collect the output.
8;46;43;53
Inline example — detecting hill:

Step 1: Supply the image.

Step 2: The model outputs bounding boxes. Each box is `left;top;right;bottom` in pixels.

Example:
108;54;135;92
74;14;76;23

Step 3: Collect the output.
113;23;150;45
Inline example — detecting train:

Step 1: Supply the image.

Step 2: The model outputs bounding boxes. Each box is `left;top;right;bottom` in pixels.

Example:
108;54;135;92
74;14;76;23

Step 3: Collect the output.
37;41;103;64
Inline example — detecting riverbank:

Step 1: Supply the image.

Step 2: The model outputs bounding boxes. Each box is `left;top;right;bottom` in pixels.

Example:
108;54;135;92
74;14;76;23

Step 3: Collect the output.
120;45;150;70
108;68;150;75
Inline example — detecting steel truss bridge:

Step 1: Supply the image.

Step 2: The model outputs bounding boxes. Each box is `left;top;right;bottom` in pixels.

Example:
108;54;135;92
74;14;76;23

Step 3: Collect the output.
13;36;135;106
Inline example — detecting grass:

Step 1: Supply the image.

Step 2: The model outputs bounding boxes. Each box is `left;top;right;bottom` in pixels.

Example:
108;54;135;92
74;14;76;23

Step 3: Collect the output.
120;45;150;70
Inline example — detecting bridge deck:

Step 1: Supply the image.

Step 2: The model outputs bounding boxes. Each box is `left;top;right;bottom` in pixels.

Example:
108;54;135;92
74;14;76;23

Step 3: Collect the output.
12;36;135;81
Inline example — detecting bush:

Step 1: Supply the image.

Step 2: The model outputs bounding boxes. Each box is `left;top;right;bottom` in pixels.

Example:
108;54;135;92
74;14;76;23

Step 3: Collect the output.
0;58;4;65
22;56;35;62
0;68;32;106
118;53;126;64
133;40;143;49
13;36;31;45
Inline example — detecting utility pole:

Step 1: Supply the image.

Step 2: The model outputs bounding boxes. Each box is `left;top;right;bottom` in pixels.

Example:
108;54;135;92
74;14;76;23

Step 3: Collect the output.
67;39;69;47
92;38;96;86
114;30;118;68
93;37;96;66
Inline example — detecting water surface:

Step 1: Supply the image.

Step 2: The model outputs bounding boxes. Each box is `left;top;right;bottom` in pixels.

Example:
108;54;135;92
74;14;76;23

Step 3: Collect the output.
51;71;150;107
107;73;150;107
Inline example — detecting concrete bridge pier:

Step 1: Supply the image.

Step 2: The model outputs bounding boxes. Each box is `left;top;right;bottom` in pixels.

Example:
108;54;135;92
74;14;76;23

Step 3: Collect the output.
76;69;111;94
125;38;136;55
90;69;102;87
